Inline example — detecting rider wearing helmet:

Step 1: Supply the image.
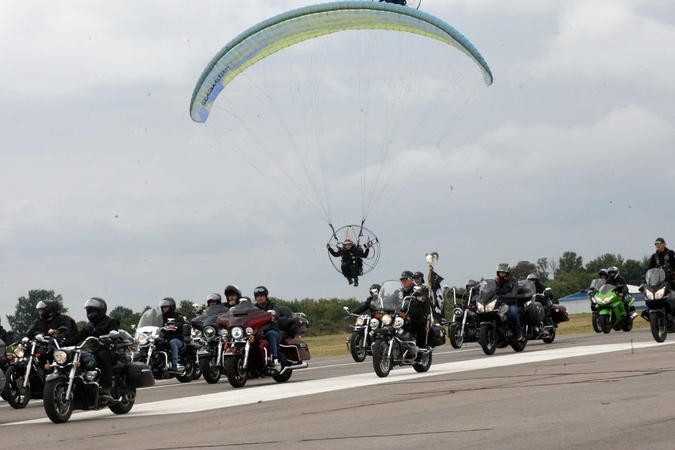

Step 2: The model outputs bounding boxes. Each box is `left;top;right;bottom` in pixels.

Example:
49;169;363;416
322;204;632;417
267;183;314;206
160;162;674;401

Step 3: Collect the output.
400;270;431;347
598;268;608;280
495;263;523;341
650;237;675;285
224;285;242;307
606;266;633;317
25;299;77;342
159;297;186;371
462;279;479;309
326;239;372;287
253;286;282;371
206;293;222;307
351;283;381;315
413;272;425;286
63;297;119;397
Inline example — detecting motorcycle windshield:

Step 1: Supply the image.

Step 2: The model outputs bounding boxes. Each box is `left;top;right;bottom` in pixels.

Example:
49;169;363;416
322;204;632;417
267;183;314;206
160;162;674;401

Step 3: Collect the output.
191;304;229;329
218;301;270;329
646;268;666;287
137;308;164;329
477;279;497;305
374;280;405;312
597;283;617;296
589;278;606;290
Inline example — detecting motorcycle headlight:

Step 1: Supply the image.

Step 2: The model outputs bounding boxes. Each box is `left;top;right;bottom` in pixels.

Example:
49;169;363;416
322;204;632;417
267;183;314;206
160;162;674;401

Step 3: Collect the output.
14;347;25;358
393;316;405;329
356;315;368;326
655;288;666;300
219;328;228;337
203;326;217;340
453;307;463;318
231;327;244;339
137;334;149;346
595;295;609;305
245;327;253;336
53;350;68;365
382;314;393;326
369;318;380;330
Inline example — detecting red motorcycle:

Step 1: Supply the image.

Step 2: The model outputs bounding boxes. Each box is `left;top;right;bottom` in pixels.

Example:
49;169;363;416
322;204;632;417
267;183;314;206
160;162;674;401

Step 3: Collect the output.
217;302;310;388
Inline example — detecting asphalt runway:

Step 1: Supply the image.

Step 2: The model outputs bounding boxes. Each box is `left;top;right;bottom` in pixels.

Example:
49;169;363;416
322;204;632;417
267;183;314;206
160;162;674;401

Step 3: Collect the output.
2;328;675;450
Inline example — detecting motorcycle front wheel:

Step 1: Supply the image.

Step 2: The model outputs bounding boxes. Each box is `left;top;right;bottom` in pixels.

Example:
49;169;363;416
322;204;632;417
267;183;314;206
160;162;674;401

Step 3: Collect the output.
199;356;222;384
3;365;30;409
225;355;248;388
349;331;368;362
43;379;74;423
650;313;667;342
372;338;392;378
479;323;496;355
448;323;464;349
598;314;612;334
591;312;601;333
109;388;136;414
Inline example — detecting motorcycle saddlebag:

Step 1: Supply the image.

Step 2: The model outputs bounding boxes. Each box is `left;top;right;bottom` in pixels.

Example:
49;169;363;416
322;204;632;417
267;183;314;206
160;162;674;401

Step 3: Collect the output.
550;305;569;323
524;301;545;325
124;362;155;388
429;324;446;347
284;339;311;360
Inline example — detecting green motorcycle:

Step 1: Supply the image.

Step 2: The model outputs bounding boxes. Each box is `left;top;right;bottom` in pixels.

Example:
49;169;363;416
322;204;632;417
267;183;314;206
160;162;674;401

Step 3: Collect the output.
593;283;636;333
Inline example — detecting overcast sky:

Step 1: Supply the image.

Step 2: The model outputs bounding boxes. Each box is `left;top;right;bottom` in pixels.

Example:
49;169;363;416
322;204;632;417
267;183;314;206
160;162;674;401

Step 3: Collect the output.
1;0;674;324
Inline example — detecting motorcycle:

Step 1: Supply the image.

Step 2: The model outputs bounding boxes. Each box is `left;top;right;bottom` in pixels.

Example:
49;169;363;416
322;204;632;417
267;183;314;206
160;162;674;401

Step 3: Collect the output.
134;308;200;382
587;278;605;333
447;287;480;349
343;306;375;362
475;279;528;355
641;268;675;342
191;304;230;384
370;280;433;378
522;288;569;344
2;333;55;409
592;282;636;333
0;339;6;395
42;330;154;423
218;301;311;388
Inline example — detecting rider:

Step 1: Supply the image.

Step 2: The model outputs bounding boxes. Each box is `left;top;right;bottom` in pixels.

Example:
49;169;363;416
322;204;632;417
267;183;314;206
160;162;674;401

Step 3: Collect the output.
606;266;634;318
224;285;242;308
527;273;554;320
650;237;675;285
159;297;186;371
400;270;431;347
25;299;77;343
413;272;425;286
598;268;608;281
461;279;479;310
351;283;381;315
380;0;407;5
495;263;523;341
253;286;282;371
63;297;119;397
326;239;372;287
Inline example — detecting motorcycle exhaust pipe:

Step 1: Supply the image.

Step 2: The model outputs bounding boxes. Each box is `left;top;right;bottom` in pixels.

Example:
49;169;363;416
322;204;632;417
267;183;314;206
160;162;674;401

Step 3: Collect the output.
279;362;308;375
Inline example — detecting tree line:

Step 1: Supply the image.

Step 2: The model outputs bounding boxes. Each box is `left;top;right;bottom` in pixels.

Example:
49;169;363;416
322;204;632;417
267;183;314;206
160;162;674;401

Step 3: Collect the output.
4;250;651;339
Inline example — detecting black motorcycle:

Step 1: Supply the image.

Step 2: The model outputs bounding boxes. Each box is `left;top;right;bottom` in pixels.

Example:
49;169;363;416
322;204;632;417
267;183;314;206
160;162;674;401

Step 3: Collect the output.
641;268;675;342
343;306;376;362
134;308;200;382
0;338;6;395
522;287;569;344
43;330;154;423
447;287;480;349
370;280;434;378
192;304;230;384
475;279;528;355
3;333;55;409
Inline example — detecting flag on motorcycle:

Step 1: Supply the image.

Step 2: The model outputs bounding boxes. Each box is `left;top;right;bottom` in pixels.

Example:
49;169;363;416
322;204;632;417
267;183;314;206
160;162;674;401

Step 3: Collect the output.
429;269;445;322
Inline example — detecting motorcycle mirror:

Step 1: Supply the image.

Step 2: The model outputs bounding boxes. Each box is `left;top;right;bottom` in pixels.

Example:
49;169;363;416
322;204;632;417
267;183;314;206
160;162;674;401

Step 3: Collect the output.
269;310;277;317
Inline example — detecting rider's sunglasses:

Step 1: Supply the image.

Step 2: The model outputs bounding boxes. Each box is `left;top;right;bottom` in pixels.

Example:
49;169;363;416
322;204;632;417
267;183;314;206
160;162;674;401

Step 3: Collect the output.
400;277;412;281
655;242;664;246
413;276;422;279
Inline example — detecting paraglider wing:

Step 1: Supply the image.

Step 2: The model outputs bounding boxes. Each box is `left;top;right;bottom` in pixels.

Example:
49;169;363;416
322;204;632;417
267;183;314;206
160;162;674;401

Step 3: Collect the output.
190;1;493;123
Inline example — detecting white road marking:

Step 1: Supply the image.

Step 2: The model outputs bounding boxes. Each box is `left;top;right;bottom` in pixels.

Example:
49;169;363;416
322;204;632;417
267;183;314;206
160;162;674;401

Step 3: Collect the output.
5;340;671;425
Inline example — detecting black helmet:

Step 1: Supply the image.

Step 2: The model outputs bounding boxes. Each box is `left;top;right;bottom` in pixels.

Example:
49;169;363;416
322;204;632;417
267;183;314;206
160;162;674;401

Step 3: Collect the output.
37;300;60;321
206;293;222;305
413;271;424;281
159;297;176;314
526;273;540;282
224;285;241;298
400;270;414;280
598;268;608;277
496;263;511;277
369;283;381;296
466;279;477;288
607;266;619;277
253;286;269;297
84;297;107;324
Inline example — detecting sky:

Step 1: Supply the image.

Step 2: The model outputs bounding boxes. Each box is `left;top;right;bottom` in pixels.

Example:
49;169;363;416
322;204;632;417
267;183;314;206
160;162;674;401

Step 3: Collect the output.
1;0;674;324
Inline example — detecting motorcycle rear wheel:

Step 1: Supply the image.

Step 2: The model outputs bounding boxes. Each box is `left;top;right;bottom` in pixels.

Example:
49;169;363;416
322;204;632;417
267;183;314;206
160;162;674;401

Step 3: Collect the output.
510;337;527;352
349;331;368;362
448;323;464;349
542;326;556;344
372;338;392;378
109;388;136;414
621;318;633;332
413;351;432;372
650;313;667;342
43;379;74;423
273;369;293;383
199;356;222;384
591;312;601;333
176;359;196;383
3;365;30;409
479;323;496;355
598;314;612;334
225;355;248;388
